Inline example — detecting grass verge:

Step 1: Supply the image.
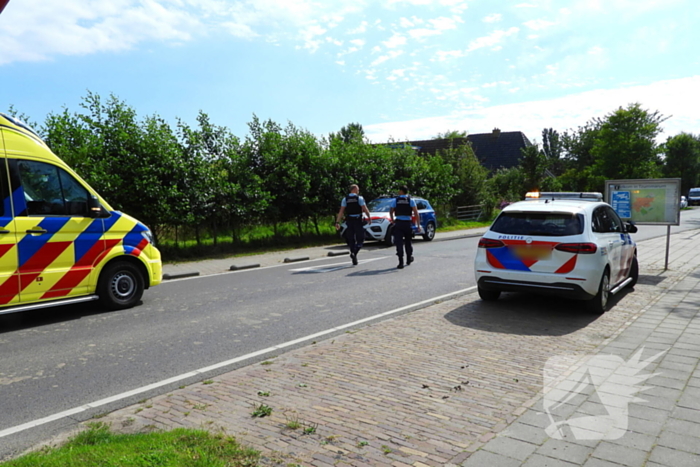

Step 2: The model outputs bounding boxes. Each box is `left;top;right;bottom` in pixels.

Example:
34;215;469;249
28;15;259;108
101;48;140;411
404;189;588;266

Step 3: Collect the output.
1;423;259;467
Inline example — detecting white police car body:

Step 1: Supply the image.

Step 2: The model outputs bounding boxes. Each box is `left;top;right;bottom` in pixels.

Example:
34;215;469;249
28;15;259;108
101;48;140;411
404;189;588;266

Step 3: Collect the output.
340;196;437;245
474;192;638;314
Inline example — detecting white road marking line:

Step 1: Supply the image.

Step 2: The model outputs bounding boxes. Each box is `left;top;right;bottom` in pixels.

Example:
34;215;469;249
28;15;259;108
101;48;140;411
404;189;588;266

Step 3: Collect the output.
289;256;386;272
0;286;476;439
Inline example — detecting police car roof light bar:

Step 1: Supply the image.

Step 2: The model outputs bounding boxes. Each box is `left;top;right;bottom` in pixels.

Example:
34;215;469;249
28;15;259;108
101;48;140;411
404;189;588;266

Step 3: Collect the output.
525;192;603;201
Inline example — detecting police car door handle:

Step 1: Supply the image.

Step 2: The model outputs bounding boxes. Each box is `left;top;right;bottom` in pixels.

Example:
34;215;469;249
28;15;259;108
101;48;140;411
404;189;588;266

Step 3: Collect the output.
26;228;48;235
0;229;9;234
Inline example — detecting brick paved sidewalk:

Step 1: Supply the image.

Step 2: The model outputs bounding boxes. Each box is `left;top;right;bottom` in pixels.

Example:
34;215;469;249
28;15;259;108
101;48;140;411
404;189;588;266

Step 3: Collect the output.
56;231;697;467
462;231;700;467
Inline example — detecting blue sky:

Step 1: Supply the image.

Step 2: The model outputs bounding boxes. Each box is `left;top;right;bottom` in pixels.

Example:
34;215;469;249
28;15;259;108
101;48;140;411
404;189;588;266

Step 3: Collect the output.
1;0;699;145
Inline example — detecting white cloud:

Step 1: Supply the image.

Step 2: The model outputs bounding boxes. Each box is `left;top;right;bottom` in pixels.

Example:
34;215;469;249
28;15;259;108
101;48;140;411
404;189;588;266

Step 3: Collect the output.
364;77;700;143
523;19;556;31
371;49;404;66
434;49;466;61
350;39;365;47
299;24;327;52
429;16;461;30
408;28;443;39
466;27;519;53
0;0;366;65
383;33;407;48
348;20;369;34
483;13;502;23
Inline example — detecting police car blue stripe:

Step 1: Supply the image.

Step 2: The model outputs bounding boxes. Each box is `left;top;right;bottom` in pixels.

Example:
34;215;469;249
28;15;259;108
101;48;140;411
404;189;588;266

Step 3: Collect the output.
488;247;531;272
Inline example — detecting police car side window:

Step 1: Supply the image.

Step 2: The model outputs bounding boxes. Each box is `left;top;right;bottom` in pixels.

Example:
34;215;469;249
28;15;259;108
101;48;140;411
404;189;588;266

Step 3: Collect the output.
605;207;622;233
592;208;604;232
17;160;89;217
416;201;427;210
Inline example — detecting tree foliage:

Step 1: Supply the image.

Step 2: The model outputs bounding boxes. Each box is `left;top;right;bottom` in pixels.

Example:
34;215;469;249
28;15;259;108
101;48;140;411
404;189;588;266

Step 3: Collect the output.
590;103;665;183
662;133;700;195
11;93;694;255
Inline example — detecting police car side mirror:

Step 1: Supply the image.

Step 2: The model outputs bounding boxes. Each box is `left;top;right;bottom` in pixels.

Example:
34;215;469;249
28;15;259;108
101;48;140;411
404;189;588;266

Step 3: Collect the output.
625;221;638;234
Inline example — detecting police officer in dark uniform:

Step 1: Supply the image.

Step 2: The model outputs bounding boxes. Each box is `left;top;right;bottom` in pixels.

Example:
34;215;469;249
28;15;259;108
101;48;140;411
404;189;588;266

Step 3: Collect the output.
335;184;371;265
389;185;419;269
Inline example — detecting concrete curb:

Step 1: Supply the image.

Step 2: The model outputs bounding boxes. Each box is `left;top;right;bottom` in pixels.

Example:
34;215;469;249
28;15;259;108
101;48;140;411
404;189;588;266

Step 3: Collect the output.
327;250;350;257
229;264;261;271
283;256;310;263
162;271;200;280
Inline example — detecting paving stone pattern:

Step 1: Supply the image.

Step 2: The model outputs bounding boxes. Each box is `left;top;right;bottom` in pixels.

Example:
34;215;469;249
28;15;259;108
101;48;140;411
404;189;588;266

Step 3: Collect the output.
72;231;700;467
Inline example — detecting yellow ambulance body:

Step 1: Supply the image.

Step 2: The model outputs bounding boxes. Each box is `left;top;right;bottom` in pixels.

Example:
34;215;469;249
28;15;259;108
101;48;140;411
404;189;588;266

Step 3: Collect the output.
0;112;162;314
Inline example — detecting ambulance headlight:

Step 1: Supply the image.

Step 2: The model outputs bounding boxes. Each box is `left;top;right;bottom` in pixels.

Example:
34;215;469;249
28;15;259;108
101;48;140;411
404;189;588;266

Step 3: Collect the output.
142;229;155;246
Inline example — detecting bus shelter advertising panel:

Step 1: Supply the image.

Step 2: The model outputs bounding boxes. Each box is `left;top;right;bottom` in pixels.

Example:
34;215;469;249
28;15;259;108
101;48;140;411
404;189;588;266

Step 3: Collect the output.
605;179;681;225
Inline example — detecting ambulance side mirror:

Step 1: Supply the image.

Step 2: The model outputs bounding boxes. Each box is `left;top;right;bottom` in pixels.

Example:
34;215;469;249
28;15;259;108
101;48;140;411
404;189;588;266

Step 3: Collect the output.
88;195;109;218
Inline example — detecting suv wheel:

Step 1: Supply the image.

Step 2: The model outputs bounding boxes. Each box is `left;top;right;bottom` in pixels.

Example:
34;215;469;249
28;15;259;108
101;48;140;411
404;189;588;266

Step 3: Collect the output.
478;287;500;301
422;221;436;241
588;269;609;314
384;226;395;246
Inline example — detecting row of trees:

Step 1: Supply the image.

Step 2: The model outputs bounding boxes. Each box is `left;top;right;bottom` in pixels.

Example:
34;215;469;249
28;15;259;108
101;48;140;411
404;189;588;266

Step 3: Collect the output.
11;96;699;246
489;103;700;200
11;93;488;244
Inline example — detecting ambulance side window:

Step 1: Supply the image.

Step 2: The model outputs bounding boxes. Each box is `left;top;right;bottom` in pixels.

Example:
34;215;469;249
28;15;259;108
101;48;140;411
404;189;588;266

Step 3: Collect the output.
16;160;89;217
0;161;8;217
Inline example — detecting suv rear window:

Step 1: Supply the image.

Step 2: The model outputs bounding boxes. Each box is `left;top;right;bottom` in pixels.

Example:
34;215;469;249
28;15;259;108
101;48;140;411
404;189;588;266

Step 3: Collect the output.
491;212;584;236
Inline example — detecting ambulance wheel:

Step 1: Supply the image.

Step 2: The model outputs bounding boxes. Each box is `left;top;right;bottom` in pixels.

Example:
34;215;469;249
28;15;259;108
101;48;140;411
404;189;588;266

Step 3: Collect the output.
98;261;145;310
628;256;638;288
588;269;610;315
478;286;500;301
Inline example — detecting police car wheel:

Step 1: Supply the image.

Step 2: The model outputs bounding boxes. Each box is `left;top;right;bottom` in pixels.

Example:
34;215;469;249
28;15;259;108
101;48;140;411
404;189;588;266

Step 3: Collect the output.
98;261;145;311
478;286;500;301
588;269;610;314
384;226;395;246
422;222;435;241
628;256;639;288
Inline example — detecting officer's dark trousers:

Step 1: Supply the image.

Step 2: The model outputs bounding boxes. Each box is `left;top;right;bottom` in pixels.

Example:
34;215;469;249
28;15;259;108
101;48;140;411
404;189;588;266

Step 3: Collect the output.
393;220;413;259
344;217;365;254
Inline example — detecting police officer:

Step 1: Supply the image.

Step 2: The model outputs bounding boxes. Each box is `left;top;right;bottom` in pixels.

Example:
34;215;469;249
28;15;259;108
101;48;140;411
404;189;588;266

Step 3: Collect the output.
389;185;419;269
335;184;371;265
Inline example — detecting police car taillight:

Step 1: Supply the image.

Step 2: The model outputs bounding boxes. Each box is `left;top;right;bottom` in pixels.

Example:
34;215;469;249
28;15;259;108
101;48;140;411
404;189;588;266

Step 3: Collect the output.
478;238;505;249
555;243;597;254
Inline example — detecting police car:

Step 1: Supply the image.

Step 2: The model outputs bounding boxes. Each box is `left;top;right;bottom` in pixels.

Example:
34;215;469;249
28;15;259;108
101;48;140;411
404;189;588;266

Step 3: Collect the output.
340;196;437;245
474;192;638;314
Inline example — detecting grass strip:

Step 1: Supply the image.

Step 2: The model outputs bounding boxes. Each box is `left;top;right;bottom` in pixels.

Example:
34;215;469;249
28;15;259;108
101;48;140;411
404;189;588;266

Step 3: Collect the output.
2;423;259;467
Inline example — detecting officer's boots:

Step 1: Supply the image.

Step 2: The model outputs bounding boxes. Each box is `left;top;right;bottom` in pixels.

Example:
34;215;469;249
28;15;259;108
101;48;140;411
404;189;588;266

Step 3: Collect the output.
397;257;404;269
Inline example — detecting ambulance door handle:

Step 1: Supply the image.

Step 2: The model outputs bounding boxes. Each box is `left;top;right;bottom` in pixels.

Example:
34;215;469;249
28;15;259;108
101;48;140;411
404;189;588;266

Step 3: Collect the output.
26;228;48;235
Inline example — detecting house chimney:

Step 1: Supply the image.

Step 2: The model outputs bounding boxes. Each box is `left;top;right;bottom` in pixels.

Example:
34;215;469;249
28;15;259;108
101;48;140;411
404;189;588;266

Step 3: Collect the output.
492;128;501;138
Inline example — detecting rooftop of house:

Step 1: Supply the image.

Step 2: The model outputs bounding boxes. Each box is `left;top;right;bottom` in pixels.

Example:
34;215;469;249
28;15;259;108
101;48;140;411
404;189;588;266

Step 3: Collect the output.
406;129;532;171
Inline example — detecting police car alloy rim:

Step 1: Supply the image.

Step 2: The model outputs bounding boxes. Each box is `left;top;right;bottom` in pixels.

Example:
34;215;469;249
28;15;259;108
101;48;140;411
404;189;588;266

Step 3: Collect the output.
425;222;435;239
111;272;137;301
600;273;609;309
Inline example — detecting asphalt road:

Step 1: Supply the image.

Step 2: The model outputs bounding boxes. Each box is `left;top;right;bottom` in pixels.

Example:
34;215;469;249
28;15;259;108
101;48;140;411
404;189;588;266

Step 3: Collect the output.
0;235;477;459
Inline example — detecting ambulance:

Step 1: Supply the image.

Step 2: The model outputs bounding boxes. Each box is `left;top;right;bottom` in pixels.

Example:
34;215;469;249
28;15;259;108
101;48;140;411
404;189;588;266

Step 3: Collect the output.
0;112;162;314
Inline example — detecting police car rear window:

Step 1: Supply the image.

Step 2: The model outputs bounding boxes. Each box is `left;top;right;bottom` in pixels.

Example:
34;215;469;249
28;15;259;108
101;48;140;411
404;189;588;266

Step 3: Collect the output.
491;212;584;236
367;198;394;212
